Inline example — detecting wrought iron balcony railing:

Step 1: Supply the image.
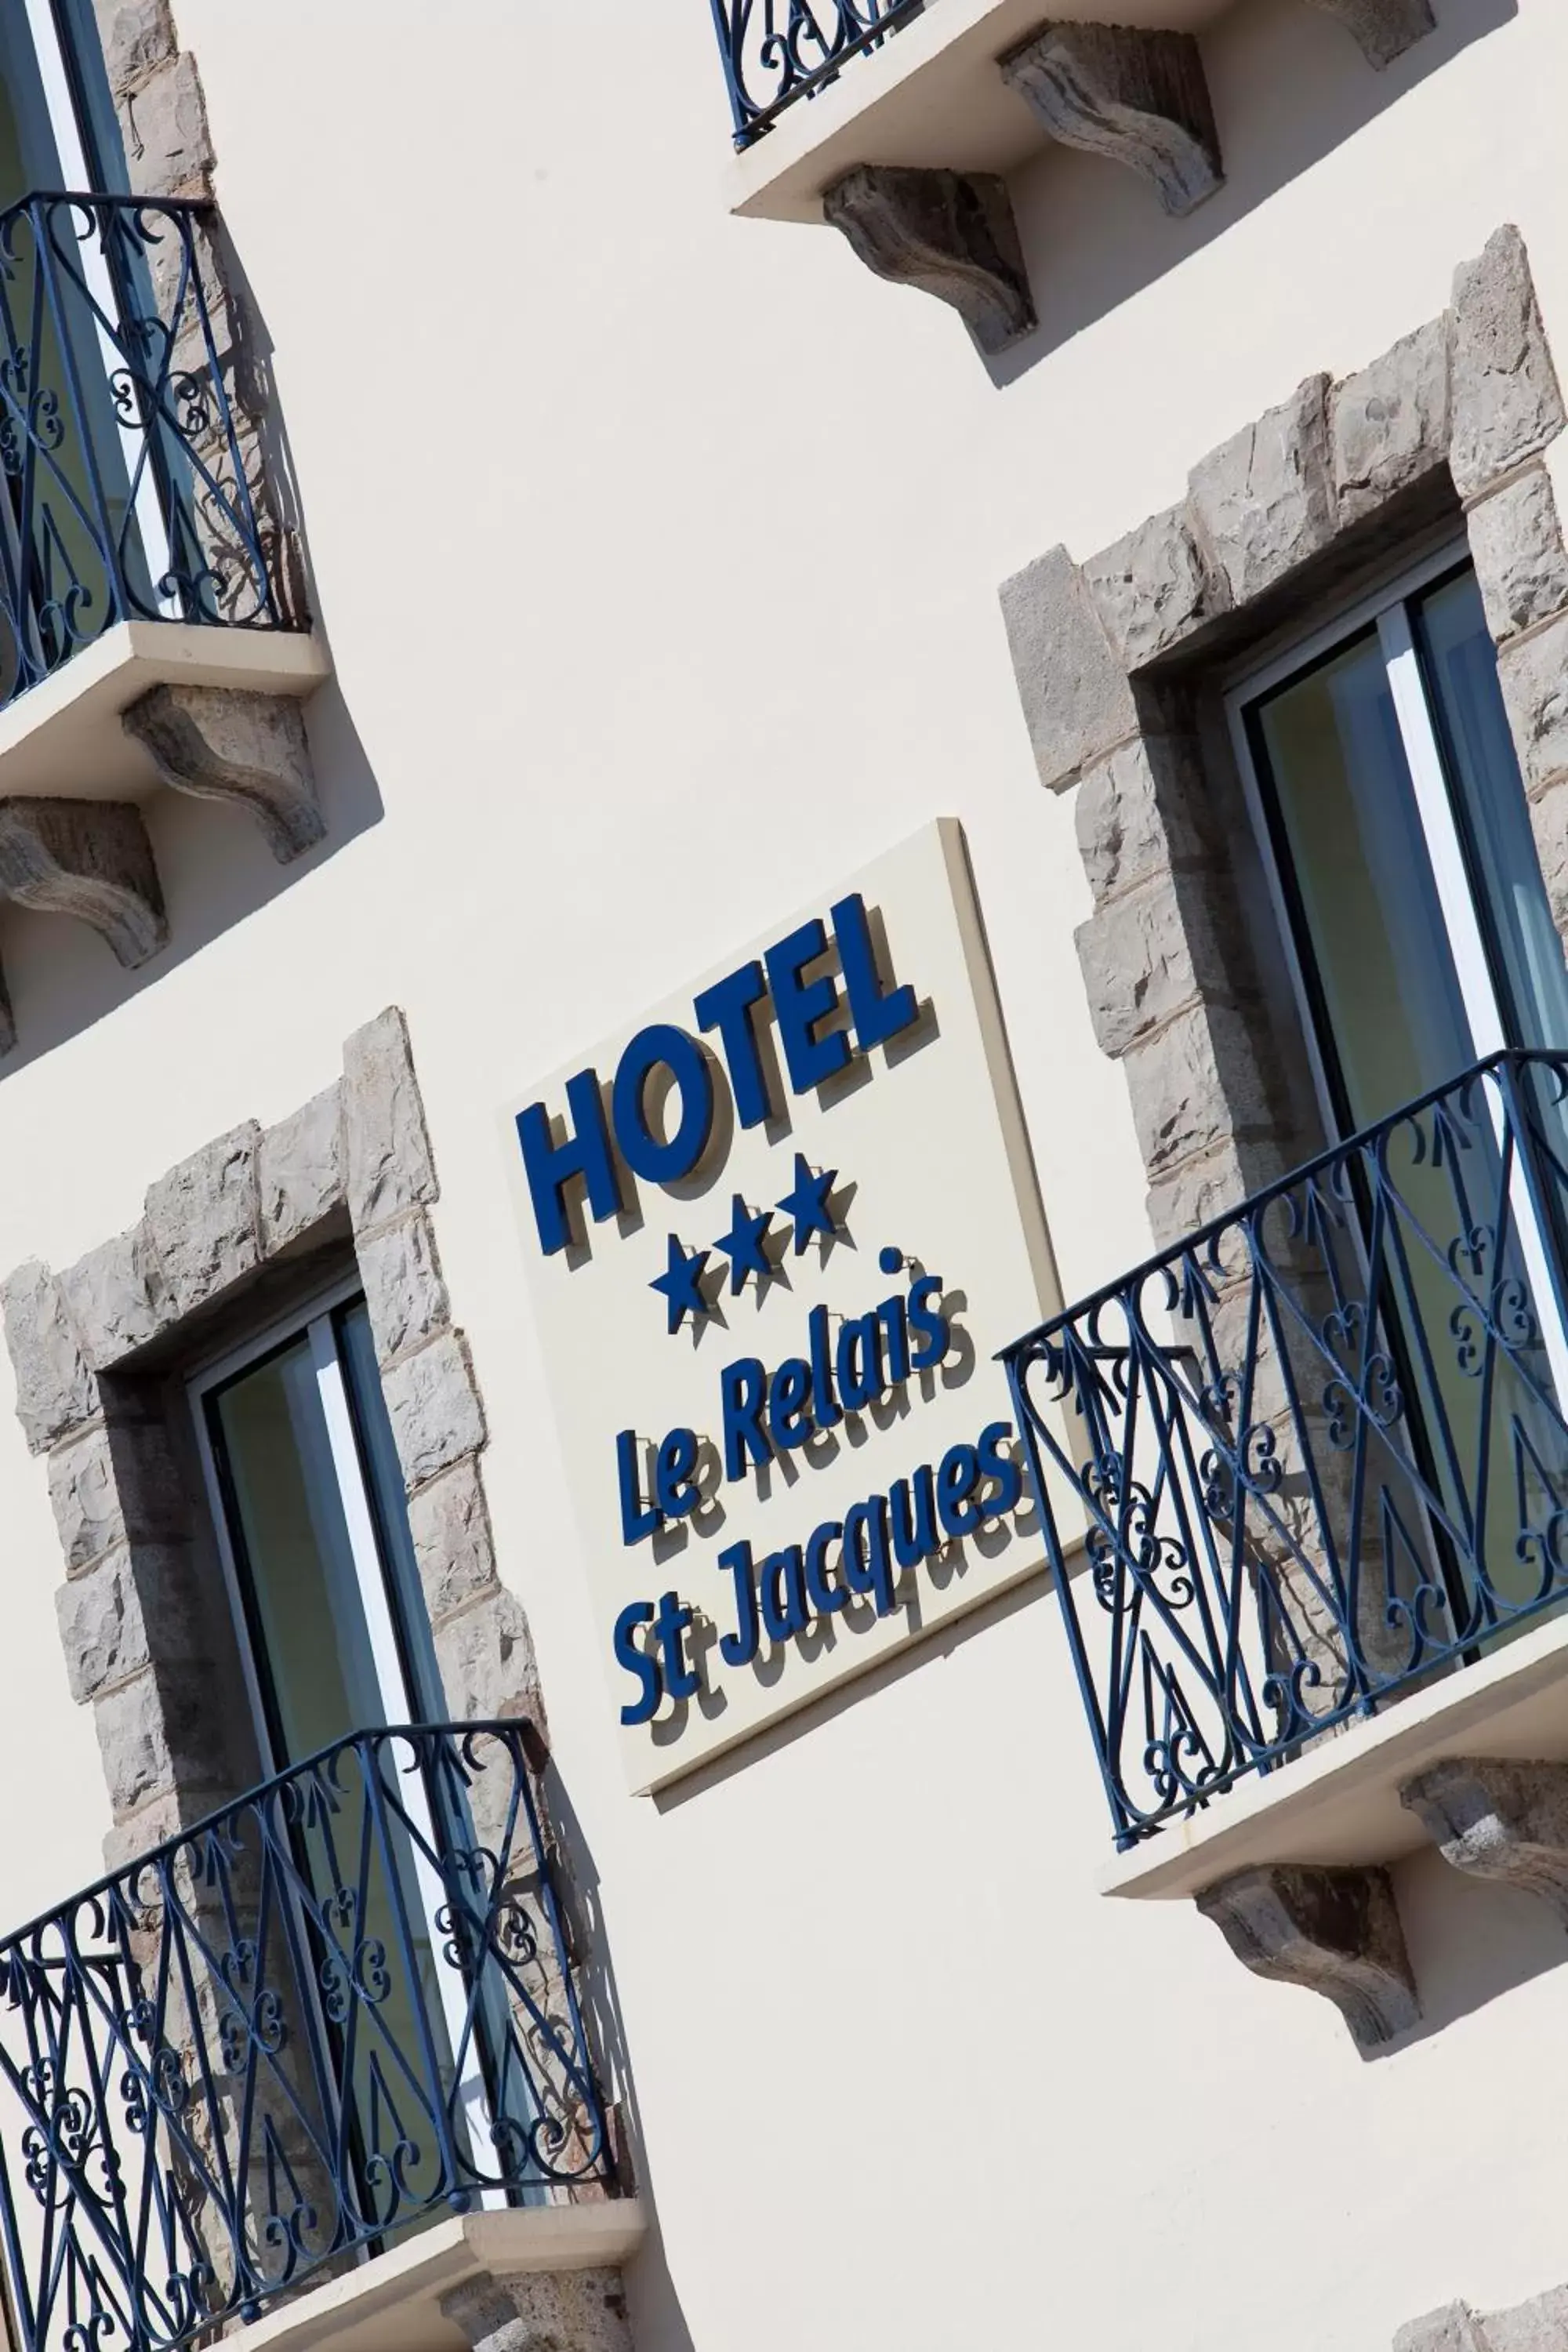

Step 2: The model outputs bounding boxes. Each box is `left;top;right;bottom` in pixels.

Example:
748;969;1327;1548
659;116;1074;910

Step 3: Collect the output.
1004;1051;1568;1853
0;1723;611;2352
708;0;926;147
0;189;294;713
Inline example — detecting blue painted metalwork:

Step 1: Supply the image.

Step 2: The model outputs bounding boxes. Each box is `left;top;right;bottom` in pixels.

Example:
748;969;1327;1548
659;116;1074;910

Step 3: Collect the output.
0;1723;610;2352
1004;1051;1568;1851
707;0;927;148
0;190;291;713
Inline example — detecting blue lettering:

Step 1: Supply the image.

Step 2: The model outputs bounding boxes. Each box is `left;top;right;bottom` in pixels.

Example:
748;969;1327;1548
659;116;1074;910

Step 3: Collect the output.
516;1069;622;1256
613;1602;660;1726
693;959;773;1129
612;1024;714;1185
616;1429;661;1547
843;1494;898;1617
759;1544;809;1642
831;891;918;1051
768;1356;813;1449
655;1426;702;1521
717;1541;760;1667
908;1273;950;1370
765;917;852;1095
937;1443;983;1539
888;1464;938;1569
721;1357;770;1480
977;1420;1023;1519
804;1520;847;1615
652;1588;700;1702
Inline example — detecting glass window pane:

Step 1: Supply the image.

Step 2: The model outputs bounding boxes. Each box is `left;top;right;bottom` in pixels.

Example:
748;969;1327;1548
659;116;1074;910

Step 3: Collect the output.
210;1331;386;1765
1414;568;1568;1054
1253;624;1475;1132
339;1298;448;1724
0;16;67;204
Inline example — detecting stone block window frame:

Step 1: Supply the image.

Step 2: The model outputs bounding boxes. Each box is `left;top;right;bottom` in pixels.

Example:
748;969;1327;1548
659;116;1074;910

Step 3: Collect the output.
1000;223;1568;1256
0;1006;545;1875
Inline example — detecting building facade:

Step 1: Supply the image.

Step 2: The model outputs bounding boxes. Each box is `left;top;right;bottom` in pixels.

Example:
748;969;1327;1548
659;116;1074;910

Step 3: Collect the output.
0;1;1559;2347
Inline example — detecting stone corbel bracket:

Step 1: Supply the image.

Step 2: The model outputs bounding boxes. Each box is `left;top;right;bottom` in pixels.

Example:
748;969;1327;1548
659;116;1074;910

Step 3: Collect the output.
1401;1758;1568;1924
1196;1863;1421;2052
441;2266;633;2352
823;165;1036;355
1000;24;1222;218
0;799;167;971
1304;0;1436;68
123;684;325;863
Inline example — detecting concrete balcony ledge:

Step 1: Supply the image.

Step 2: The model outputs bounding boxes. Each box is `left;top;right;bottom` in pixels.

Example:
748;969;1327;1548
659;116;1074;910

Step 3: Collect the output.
1102;1609;1568;1903
0;621;328;804
728;0;1222;223
232;2203;648;2352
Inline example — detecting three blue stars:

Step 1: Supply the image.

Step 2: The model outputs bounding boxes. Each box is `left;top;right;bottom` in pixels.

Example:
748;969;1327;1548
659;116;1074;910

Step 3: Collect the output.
776;1152;839;1254
651;1156;842;1334
714;1193;775;1294
649;1234;710;1334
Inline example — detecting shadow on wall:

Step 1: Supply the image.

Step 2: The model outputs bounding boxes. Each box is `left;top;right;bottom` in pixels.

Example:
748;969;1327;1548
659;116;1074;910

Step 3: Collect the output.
0;249;384;1075
1372;1842;1568;2058
543;1764;698;2352
991;0;1518;385
0;682;383;1074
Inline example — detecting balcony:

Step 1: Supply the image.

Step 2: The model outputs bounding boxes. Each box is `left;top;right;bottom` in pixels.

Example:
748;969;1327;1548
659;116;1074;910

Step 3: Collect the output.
0;1724;636;2352
706;2;1439;360
0;191;321;750
710;0;1236;224
1004;1053;1568;1900
709;0;925;149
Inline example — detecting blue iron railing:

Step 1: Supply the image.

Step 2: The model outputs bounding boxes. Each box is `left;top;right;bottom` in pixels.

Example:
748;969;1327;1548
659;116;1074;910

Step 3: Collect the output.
0;1723;611;2352
1004;1051;1568;1853
708;0;926;147
0;190;292;713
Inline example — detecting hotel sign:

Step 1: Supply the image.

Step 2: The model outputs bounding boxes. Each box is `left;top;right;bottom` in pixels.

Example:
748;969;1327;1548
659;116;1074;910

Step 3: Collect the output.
505;821;1072;1791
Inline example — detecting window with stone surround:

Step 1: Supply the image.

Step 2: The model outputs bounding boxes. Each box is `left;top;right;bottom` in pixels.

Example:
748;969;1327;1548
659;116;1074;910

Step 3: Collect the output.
190;1280;448;1778
0;1007;543;1867
1229;548;1568;1145
997;227;1568;2053
1000;223;1568;1254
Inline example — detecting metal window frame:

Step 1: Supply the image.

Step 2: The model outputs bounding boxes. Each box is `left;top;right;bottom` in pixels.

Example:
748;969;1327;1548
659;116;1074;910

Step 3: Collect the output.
18;0;178;599
187;1283;499;2190
1225;536;1568;1406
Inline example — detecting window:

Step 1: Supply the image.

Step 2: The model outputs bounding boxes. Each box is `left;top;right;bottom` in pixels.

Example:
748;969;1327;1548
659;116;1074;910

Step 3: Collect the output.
1230;550;1568;1627
191;1280;445;1773
190;1283;529;2226
1230;547;1568;1142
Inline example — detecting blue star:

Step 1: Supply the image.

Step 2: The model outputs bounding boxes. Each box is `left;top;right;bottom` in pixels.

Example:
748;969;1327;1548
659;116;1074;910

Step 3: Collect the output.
713;1193;775;1294
776;1152;839;1255
650;1234;711;1334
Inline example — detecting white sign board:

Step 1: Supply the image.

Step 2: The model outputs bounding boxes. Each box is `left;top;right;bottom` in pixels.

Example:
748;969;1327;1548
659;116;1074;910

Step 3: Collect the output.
503;820;1073;1791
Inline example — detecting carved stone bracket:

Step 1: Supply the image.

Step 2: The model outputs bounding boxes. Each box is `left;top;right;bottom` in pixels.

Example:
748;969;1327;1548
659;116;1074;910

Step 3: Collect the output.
1195;1863;1420;2052
0;800;167;969
822;165;1036;355
1401;1758;1568;1924
123;684;324;863
1000;24;1222;218
1302;0;1436;67
441;2267;632;2352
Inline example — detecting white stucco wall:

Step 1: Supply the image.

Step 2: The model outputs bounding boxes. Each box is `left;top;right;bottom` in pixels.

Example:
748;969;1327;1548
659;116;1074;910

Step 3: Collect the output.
0;2;1559;2347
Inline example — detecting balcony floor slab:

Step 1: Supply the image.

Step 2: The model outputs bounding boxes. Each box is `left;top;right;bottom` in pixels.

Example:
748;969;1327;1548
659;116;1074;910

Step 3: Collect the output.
226;2203;648;2352
0;621;329;804
1101;1609;1568;1900
729;0;1225;223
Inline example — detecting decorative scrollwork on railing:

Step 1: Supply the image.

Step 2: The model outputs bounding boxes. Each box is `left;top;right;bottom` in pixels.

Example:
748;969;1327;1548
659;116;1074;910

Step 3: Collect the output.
706;0;927;147
0;1724;612;2352
1003;1051;1568;1852
0;190;293;715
